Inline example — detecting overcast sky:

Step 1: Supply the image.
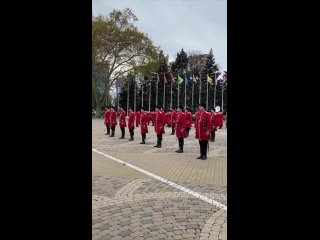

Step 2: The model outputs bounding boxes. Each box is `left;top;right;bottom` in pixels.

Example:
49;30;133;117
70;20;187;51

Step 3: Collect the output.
93;0;227;73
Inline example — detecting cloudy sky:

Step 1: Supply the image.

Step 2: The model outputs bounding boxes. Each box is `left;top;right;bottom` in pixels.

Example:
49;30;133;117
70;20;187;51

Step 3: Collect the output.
93;0;227;73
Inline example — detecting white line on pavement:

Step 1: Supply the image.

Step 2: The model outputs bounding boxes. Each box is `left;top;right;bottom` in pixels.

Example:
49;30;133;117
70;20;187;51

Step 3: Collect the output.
92;148;227;211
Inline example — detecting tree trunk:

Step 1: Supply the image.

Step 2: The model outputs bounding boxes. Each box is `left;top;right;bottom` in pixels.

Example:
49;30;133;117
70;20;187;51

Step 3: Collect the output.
95;101;101;118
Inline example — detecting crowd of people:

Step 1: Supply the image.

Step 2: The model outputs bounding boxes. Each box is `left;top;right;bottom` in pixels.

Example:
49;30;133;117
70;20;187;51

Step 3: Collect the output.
104;104;224;160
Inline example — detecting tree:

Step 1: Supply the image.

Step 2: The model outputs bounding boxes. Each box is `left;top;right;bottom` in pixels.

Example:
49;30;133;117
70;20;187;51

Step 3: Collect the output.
92;8;159;117
202;48;220;110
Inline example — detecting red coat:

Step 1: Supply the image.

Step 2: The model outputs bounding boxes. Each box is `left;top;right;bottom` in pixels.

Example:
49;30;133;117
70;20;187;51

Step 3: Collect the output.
151;112;156;124
154;111;166;135
104;110;111;126
128;112;135;130
166;112;171;126
136;112;141;125
217;112;223;127
140;112;149;134
195;111;211;141
147;112;151;124
119;111;126;128
185;111;192;129
210;113;218;132
110;111;117;126
175;112;188;138
171;111;177;126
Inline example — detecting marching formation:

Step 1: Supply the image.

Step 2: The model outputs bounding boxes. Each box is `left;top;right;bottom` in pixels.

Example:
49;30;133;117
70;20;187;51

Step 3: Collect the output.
104;103;225;160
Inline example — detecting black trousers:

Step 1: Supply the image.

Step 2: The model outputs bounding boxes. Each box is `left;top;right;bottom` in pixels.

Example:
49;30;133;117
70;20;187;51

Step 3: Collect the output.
120;127;125;138
129;129;134;139
111;126;115;136
157;134;163;146
141;133;146;143
198;140;208;157
178;138;184;150
186;128;190;136
171;126;175;134
211;131;215;141
106;125;110;134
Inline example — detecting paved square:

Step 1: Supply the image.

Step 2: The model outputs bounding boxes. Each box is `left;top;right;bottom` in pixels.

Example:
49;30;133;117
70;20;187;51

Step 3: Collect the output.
92;118;227;239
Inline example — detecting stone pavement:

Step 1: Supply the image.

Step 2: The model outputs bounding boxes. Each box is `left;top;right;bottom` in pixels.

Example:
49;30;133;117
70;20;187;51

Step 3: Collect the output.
92;118;227;240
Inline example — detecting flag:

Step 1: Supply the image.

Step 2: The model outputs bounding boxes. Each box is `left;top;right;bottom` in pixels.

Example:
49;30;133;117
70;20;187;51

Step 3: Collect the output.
223;74;227;81
156;73;159;83
178;74;184;84
185;74;189;86
170;72;175;84
163;73;167;84
207;74;213;84
190;75;196;83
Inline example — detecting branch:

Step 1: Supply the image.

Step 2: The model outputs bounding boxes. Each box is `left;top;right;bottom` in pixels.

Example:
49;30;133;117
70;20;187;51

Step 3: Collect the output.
113;52;145;71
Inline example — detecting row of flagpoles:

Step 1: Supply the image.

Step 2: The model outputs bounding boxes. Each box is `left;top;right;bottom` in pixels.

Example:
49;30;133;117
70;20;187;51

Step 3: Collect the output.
124;72;227;115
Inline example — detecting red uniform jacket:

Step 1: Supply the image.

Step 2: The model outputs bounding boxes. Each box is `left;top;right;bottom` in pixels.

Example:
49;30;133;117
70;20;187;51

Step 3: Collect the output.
185;111;192;129
110;111;117;126
151;112;156;124
217;112;223;127
167;112;172;126
154;111;166;135
136;111;141;125
195;111;211;141
171;111;177;127
147;112;151;124
140;112;149;134
175;112;188;138
128;112;135;130
119;111;126;128
104;110;111;126
210;113;219;132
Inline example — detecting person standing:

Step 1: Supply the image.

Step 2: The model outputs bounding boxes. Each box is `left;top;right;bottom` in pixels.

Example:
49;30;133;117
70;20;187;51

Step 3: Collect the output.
195;103;211;160
128;107;135;141
135;111;141;127
175;105;188;153
140;107;148;144
154;105;165;148
171;107;177;135
119;107;127;139
185;107;192;136
109;106;117;137
210;109;218;142
104;106;111;135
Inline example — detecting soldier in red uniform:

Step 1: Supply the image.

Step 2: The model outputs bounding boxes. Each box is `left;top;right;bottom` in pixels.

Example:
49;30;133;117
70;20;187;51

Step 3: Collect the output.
147;111;151;125
171;107;177;135
135;111;141;127
109;106;117;137
128;107;135;141
215;106;223;129
140;107;148;144
154;105;166;148
151;111;155;126
195;103;211;160
104;106;111;135
167;110;172;128
210;109;219;142
119;107;127;139
185;107;192;136
175;105;188;153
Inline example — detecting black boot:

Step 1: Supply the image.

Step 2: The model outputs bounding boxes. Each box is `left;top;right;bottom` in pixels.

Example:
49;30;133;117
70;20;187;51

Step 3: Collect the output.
201;144;207;160
197;142;203;159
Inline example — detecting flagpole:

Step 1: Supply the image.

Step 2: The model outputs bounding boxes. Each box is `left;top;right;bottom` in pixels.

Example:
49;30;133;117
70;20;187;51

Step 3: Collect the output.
199;73;201;105
177;78;179;107
148;76;151;112
127;81;129;116
142;81;144;107
134;80;136;113
206;76;208;110
170;79;172;109
214;74;217;108
192;80;194;110
163;74;166;109
184;72;186;109
156;81;158;106
222;80;224;112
